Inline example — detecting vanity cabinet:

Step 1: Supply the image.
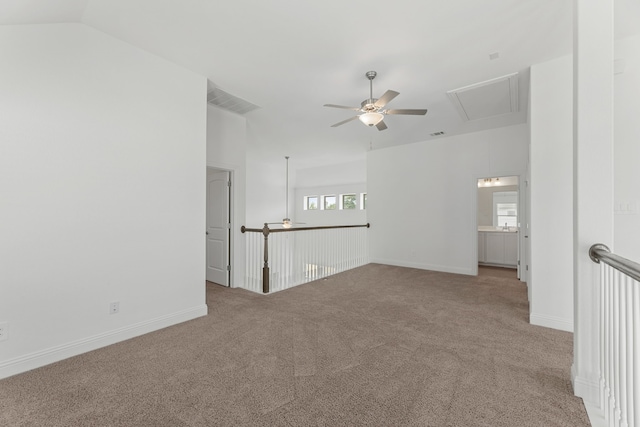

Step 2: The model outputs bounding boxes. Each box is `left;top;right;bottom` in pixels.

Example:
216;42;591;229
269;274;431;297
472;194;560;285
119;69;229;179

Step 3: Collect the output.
478;232;486;262
478;231;517;267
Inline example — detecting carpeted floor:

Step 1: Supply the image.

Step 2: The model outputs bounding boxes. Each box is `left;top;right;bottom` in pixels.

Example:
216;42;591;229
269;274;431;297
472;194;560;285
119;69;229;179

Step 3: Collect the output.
0;264;590;426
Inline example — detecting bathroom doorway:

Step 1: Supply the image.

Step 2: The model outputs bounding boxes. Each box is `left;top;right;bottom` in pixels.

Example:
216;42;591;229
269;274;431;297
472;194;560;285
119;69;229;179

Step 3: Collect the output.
477;176;520;279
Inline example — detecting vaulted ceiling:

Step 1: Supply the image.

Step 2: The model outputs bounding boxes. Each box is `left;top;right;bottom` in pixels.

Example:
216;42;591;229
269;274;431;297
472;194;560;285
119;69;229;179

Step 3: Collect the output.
3;0;639;169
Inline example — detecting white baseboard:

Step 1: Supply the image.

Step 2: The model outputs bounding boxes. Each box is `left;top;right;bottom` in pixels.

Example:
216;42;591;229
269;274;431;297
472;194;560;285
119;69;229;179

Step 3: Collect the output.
573;365;606;427
572;364;602;406
583;402;607;427
369;258;475;276
529;312;574;332
0;304;208;380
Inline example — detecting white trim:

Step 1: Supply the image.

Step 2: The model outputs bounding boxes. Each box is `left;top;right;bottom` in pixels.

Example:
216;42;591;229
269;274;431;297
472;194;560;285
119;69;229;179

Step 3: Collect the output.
447;73;519;121
529;312;573;332
572;367;601;405
0;305;208;380
206;160;240;171
583;402;606;427
572;364;604;425
370;258;475;276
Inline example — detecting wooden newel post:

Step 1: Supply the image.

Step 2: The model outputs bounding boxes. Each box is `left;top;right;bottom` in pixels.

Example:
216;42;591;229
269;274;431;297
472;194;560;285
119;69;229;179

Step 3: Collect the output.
262;223;270;294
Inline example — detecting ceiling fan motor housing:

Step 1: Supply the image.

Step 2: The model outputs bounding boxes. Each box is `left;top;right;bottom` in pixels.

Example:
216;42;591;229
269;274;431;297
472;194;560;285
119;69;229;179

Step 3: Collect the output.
361;98;379;112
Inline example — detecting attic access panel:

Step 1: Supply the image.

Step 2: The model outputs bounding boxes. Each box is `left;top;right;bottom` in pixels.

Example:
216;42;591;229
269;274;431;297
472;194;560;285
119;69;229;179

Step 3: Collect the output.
447;73;519;121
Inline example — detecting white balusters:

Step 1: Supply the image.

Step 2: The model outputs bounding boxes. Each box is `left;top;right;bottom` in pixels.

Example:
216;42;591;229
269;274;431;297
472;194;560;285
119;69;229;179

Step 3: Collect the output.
633;275;639;426
599;262;639;427
243;225;369;294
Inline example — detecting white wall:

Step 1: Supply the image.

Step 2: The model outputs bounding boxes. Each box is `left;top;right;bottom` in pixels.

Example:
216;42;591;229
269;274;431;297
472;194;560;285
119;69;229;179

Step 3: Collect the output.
206;105;247;288
368;124;528;276
0;24;207;378
572;0;616;407
528;54;574;332
245;152;291;228
614;34;640;261
295;159;366;187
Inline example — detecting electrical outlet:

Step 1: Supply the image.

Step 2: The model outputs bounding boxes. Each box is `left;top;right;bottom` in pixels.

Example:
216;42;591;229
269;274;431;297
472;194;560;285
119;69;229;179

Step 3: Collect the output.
109;302;120;314
0;322;9;341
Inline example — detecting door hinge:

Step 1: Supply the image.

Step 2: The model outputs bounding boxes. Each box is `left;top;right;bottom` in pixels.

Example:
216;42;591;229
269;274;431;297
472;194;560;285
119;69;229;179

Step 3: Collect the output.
226;265;231;271
526;265;529;271
227;223;231;229
227;181;231;187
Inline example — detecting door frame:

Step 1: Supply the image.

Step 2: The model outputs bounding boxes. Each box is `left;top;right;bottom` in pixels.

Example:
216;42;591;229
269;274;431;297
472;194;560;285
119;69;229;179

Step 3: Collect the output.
206;165;234;287
471;171;527;283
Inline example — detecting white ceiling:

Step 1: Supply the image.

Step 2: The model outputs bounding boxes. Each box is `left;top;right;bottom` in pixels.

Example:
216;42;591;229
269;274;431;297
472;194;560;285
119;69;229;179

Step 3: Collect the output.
2;0;639;169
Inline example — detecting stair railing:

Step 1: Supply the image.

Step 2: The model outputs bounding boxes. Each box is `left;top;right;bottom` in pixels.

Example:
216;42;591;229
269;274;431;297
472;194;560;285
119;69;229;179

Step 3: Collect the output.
241;223;370;294
589;243;640;427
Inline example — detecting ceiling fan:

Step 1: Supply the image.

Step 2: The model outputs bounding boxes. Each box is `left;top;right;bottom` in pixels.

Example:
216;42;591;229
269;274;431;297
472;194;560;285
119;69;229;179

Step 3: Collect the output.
324;70;428;131
268;156;304;229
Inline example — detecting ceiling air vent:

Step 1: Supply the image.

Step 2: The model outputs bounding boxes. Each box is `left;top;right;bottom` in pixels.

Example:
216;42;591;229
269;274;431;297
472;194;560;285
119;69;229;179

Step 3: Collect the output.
207;87;260;115
446;73;518;121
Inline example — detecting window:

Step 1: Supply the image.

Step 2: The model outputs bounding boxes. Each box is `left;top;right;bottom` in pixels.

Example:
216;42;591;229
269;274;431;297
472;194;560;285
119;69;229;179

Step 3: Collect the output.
497;203;518;227
305;196;318;210
324;195;337;210
493;191;517;227
302;191;366;211
342;194;357;210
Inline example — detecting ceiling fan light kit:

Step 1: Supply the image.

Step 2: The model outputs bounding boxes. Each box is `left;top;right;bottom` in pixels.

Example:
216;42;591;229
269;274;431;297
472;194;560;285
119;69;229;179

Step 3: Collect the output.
324;71;428;131
359;112;384;126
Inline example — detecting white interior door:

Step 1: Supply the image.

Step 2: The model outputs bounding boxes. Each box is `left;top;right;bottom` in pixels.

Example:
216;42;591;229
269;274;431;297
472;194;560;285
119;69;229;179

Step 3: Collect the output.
206;170;230;286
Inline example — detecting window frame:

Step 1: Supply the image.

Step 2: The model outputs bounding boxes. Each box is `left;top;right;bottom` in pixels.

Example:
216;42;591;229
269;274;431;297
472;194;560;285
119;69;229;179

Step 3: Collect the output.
360;193;367;210
492;191;517;227
323;195;337;210
341;193;357;210
304;195;319;211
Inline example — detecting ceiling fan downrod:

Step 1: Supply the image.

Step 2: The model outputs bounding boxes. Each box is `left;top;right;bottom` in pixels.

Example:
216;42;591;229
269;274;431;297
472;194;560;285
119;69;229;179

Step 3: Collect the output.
283;156;291;228
366;71;377;106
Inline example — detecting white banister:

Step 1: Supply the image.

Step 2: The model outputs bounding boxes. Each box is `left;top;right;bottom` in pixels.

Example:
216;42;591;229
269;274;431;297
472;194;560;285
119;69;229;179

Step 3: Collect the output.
590;244;639;427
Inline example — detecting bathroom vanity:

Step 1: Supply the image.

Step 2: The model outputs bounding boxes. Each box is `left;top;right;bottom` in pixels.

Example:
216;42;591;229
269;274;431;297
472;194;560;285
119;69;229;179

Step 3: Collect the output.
478;227;518;268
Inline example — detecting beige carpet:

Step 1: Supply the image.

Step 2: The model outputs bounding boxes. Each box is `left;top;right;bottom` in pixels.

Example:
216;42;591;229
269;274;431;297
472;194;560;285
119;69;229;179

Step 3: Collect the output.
0;264;590;426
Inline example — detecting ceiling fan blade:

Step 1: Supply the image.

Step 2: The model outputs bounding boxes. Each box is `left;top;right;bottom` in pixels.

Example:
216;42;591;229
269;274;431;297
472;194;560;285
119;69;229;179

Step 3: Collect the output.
323;104;360;111
375;120;388;131
385;108;428;115
374;90;399;108
330;116;359;127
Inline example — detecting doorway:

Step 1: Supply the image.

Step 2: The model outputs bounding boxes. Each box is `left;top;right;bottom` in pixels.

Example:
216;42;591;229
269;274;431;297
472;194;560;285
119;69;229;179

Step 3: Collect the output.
476;176;522;279
206;168;231;286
